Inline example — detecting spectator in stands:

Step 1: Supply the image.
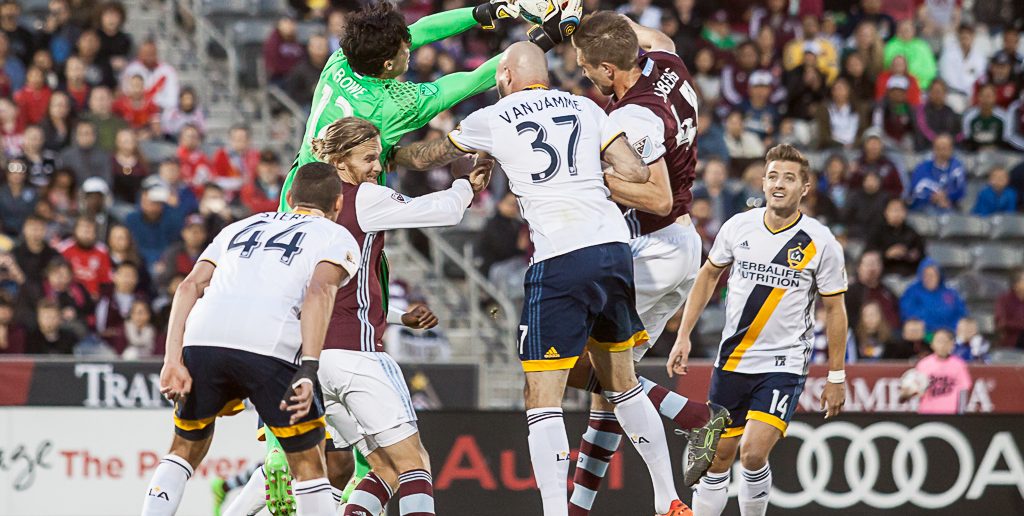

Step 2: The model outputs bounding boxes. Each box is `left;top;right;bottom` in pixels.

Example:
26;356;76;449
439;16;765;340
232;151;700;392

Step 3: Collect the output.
900;258;967;332
120;41;179;112
739;70;780;140
874;56;921;106
737;162;767;210
909;133;965;212
36;259;93;324
110;128;148;205
839;52;875;104
0;297;24;353
815;77;869;150
155;214;205;289
78;177;112;238
14;67;53;126
892;318;927;358
974;51;1020;109
325;9;346;53
872;75;917;150
478;191;526;277
57;216;110;298
954;317;990;362
691;158;741;230
82;86;128;152
884;19;936;89
94;261;143;351
866;197;924;276
1007;94;1024;152
972;166;1018;216
902;329;972;414
938;24;989;112
211;125;258;195
0;97;21;156
843;171;890;238
285;34;329;107
701;9;736;53
695;113;729;164
849;130;902;197
124;182;181;269
919;0;960;38
783;15;839;83
196;183;232;236
43;168;76;230
845;22;886;78
0;32;24;96
783;50;827;121
845;0;896;40
723;110;765;160
819;154;850;208
617;0;662;28
845;250;901;328
1000;24;1023;75
240;150;282;214
160;86;204;141
34;49;59;91
113;74;160;133
996;269;1024;349
692;47;721;108
40;92;74;151
0;158;36;236
749;0;800;51
915;79;962;150
753;24;781;73
59;121;110;185
41;0;79;66
802;169;839;224
0;0;35;66
104;222;150;293
21;127;57;188
853;301;899;360
25;299;76;354
962;84;1008;151
153;159;197;216
0;248;24;296
120;299;155;359
263;16;305;85
96;1;132;73
75;30;115;88
61;56;89;111
12;215;58;288
719;42;760;109
176;124;210;189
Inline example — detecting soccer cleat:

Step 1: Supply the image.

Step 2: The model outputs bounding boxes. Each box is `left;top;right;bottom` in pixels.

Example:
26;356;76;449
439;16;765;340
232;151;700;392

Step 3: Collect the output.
657;499;693;516
681;402;732;487
264;449;296;516
210;477;226;516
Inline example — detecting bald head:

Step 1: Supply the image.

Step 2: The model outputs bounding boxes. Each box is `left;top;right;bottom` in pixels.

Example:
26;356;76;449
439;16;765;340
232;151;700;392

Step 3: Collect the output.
497;41;549;97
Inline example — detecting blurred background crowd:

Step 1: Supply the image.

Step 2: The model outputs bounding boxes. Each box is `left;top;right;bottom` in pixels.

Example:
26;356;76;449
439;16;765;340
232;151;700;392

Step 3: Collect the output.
0;0;1022;368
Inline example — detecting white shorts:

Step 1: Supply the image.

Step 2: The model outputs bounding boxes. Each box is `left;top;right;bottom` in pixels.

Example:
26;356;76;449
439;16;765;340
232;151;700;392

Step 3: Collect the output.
629;221;702;360
318;349;418;456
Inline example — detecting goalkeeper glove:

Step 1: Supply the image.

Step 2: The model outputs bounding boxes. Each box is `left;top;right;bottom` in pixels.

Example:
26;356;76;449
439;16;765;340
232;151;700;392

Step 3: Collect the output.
473;0;520;30
527;0;582;52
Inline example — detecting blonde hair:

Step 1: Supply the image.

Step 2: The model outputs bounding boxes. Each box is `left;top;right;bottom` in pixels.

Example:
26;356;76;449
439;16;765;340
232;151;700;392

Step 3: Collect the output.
310;117;380;165
765;143;810;182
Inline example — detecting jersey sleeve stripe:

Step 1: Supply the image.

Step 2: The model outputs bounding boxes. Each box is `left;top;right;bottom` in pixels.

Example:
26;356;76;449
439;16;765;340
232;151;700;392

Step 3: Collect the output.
819;288;848;297
447;132;475;153
199;258;217;267
600;131;627;153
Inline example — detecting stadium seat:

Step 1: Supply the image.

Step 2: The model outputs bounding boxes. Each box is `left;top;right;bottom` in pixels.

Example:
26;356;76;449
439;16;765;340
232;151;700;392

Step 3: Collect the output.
925;242;974;272
989;349;1024;364
989;214;1024;240
973;243;1024;273
947;271;1008;303
881;274;915;297
906;213;939;238
139;140;178;163
937;214;990;240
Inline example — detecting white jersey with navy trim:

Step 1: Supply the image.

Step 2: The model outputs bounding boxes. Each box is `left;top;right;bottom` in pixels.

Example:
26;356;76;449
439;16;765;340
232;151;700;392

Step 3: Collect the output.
448;87;630;263
184;211;361;363
707;208;847;375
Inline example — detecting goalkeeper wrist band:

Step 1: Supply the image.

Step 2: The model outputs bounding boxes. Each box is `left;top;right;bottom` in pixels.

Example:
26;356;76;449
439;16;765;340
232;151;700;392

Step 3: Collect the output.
528;25;557;52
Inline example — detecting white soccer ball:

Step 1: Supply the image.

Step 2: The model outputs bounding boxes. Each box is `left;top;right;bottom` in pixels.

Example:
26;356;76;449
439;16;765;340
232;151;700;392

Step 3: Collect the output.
899;368;929;395
515;0;566;26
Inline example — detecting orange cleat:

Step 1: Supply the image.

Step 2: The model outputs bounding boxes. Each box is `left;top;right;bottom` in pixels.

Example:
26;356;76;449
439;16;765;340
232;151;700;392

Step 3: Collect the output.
656;500;693;516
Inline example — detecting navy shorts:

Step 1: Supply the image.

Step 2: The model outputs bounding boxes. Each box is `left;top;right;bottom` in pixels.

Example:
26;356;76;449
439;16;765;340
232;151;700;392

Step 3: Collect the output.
708;369;805;438
175;346;326;453
518;242;649;372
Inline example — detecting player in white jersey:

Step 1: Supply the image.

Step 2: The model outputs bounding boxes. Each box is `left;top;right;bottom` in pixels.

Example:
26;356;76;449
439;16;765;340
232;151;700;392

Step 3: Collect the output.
394;41;691;516
668;145;849;516
142;163;361;516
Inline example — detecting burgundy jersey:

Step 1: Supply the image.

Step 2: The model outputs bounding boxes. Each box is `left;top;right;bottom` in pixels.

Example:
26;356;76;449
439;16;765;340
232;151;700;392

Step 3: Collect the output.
607;50;699;237
324;182;387;352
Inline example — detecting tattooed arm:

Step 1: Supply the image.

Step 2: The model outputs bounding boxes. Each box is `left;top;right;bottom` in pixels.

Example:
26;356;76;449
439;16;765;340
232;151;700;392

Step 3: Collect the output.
392;135;472;171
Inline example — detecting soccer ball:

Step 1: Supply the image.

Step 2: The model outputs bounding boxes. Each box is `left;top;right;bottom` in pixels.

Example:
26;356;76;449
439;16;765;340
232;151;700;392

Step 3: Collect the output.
899;368;929;395
516;0;568;26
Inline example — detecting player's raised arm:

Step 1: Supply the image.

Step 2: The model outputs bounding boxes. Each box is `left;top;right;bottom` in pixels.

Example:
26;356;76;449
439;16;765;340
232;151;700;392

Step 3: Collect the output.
410;2;517;50
400;53;504;136
160;259;215;402
623;15;676;52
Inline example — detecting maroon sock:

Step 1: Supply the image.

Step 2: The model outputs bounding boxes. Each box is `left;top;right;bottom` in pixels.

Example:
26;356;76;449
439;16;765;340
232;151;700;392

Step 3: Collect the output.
343;471;393;516
639;376;710;429
397;469;434;516
569;411;623;516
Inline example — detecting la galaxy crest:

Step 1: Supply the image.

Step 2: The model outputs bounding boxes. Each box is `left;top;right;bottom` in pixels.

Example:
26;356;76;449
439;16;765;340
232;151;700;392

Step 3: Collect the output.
786;244;805;268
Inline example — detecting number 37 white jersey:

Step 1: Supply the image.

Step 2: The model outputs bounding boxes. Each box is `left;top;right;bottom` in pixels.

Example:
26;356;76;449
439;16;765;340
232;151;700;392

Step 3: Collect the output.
448;88;631;263
184;212;361;363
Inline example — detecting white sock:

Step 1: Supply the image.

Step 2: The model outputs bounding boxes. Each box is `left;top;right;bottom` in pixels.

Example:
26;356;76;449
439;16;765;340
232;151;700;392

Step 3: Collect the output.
294;478;337;516
738;464;771;516
222;464;267;516
526;407;570;516
331;486;344;507
692;470;730;516
606;383;677;514
141;454;193;516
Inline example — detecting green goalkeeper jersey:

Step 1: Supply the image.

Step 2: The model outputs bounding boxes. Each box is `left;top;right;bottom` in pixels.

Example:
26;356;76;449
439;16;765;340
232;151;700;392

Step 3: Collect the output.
279;7;501;211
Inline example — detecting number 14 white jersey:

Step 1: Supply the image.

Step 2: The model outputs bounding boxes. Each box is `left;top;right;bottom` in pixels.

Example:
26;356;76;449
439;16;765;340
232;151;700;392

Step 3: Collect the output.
448;88;630;263
184;212;361;363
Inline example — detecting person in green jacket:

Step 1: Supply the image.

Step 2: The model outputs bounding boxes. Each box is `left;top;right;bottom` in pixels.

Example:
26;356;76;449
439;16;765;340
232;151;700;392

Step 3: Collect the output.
884;19;937;89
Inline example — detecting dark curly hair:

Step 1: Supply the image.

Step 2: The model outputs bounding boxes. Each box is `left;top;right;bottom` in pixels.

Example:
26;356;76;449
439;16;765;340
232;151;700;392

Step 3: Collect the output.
342;2;412;77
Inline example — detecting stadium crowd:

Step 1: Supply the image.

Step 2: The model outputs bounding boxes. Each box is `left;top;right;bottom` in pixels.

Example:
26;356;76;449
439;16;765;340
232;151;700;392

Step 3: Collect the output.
0;0;1022;366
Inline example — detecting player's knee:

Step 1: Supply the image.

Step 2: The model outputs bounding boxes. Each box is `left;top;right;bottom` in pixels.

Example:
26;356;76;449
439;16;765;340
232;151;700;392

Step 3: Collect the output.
327;452;354;488
738;446;769;471
169;434;210;469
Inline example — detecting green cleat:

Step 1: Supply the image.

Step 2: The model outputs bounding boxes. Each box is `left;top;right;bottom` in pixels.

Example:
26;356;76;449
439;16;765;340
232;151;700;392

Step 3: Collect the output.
210;477;226;516
263;428;296;516
680;402;732;487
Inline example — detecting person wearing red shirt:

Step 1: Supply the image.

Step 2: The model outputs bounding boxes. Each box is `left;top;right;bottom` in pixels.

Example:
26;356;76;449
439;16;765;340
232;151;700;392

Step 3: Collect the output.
13;66;53;125
176;123;211;191
996;270;1024;349
62;56;91;111
874;56;922;106
56;216;111;298
240;150;283;214
112;74;160;130
972;51;1020;109
210;125;259;196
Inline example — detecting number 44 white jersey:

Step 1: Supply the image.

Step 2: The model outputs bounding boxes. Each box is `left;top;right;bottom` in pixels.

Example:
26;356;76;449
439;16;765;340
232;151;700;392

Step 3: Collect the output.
183;212;361;363
448;88;631;263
